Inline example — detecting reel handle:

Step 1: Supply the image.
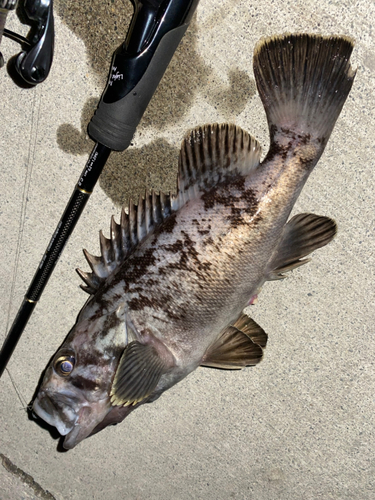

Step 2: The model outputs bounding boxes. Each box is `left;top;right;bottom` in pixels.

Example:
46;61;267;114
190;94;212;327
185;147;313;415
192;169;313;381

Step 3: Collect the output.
15;0;54;84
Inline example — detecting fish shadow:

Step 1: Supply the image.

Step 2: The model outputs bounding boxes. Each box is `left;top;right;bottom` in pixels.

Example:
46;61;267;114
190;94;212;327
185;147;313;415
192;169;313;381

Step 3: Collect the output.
99;139;181;207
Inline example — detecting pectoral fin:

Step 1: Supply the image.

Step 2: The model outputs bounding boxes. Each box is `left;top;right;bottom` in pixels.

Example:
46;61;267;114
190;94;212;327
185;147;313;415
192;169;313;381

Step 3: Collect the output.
201;316;266;370
267;213;337;280
110;341;167;407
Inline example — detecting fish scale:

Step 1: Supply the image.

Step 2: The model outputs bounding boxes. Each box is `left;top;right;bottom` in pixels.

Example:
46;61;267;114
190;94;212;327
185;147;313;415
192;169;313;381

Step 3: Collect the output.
32;33;355;449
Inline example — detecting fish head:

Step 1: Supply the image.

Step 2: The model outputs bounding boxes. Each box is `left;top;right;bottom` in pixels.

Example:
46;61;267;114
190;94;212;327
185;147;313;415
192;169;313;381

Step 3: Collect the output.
33;301;133;449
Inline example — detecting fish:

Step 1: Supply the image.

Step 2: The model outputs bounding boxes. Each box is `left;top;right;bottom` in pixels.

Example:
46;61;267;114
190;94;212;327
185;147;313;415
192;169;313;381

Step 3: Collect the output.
32;33;356;449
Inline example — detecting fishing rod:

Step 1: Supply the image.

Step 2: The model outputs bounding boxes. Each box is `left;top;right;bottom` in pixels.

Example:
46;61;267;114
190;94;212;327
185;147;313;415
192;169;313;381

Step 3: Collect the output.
0;0;200;377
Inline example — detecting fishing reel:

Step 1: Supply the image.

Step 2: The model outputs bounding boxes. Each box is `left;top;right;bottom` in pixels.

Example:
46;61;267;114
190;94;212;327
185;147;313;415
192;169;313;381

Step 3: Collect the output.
0;0;54;85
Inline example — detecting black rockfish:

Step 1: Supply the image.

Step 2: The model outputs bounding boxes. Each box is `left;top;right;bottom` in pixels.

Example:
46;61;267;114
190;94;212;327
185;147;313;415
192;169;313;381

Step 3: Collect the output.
33;34;356;449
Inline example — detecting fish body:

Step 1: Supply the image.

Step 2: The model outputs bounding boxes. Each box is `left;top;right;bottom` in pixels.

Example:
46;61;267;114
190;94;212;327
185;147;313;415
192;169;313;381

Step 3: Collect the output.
33;34;356;449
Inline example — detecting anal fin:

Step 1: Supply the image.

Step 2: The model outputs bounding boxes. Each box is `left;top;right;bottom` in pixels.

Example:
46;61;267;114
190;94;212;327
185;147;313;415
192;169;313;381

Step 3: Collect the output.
201;315;267;370
267;213;337;280
233;313;268;348
110;341;168;407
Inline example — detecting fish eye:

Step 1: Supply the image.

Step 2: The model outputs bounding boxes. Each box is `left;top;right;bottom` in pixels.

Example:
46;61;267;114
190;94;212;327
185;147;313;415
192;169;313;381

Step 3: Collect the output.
54;355;75;377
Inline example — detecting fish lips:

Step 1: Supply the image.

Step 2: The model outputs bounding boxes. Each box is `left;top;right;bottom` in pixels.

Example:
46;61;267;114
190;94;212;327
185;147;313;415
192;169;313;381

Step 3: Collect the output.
33;391;79;437
32;390;116;450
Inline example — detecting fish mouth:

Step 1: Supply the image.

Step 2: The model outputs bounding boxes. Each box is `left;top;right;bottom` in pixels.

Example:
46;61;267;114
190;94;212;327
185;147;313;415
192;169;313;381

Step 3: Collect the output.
33;392;78;437
32;390;113;450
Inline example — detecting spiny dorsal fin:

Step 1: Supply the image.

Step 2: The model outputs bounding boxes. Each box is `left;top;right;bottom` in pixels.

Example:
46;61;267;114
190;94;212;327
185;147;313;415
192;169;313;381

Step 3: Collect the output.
267;213;337;280
77;124;261;294
201;315;267;370
110;341;169;407
76;192;175;294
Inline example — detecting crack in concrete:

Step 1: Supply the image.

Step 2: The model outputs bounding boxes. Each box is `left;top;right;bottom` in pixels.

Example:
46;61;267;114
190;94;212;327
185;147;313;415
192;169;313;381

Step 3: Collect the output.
0;453;56;500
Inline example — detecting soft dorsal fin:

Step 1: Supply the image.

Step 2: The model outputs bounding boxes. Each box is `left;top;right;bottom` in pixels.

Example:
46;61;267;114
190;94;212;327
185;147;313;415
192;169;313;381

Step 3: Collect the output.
201;315;267;370
177;123;261;204
267;213;337;280
77;124;261;294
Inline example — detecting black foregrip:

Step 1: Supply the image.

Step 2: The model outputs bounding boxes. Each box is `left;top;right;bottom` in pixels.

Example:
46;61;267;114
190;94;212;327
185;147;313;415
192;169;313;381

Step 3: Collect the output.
88;23;188;151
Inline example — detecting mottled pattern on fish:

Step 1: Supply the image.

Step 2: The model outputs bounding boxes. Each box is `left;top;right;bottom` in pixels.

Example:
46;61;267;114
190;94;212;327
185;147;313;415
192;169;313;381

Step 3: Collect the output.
33;33;356;449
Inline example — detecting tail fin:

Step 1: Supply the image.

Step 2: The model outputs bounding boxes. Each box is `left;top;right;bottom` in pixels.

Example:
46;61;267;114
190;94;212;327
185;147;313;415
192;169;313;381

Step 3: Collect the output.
253;34;356;145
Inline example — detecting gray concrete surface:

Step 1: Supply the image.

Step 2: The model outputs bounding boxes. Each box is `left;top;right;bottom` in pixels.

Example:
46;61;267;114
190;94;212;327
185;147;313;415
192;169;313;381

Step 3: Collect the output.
0;0;374;499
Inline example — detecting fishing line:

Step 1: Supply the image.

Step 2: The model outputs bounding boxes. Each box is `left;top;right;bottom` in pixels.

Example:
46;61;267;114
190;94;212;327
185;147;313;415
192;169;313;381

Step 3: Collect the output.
5;88;41;334
3;87;41;404
6;368;30;412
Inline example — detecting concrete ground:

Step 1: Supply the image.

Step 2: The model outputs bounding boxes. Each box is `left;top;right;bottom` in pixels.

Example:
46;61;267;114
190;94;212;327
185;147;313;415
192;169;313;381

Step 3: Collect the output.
0;0;374;499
